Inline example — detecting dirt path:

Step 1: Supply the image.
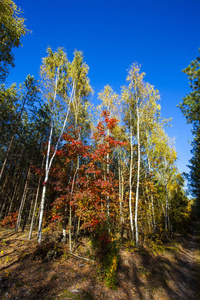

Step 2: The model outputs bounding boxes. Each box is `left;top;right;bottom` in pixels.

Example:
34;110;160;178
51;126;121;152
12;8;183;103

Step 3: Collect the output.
170;222;200;299
116;222;200;300
0;225;200;300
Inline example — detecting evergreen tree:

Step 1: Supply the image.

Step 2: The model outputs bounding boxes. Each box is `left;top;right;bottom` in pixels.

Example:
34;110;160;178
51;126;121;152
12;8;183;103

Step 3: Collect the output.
179;49;200;215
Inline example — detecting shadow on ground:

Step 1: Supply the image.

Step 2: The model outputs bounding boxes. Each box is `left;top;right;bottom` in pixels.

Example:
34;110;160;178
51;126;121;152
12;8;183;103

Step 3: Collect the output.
0;226;200;300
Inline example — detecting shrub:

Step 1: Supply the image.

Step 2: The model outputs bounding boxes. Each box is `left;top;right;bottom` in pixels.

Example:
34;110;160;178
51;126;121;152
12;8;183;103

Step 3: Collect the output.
90;221;120;288
32;241;63;262
0;213;18;228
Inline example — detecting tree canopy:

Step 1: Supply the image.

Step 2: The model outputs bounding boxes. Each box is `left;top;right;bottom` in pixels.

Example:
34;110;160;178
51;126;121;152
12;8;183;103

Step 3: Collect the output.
0;0;28;82
179;49;200;214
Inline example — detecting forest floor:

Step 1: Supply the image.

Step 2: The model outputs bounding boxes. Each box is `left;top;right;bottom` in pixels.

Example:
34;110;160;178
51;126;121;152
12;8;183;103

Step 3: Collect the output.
0;224;200;300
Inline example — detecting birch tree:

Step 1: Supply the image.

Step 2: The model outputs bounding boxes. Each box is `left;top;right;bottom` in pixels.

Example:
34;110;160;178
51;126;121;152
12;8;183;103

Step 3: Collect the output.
140;83;161;232
150;124;177;233
38;47;69;244
122;63;146;245
38;48;92;244
122;63;163;246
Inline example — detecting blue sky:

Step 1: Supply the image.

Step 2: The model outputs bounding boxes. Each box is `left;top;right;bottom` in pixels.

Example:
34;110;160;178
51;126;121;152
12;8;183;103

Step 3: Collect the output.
5;0;200;175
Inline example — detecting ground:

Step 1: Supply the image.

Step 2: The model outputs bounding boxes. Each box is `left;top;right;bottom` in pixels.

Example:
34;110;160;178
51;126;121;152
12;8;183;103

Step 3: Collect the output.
0;224;200;300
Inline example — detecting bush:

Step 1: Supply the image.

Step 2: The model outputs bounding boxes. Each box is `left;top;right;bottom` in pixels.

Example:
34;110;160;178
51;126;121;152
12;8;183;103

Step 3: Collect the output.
0;213;18;228
32;241;63;262
90;221;120;288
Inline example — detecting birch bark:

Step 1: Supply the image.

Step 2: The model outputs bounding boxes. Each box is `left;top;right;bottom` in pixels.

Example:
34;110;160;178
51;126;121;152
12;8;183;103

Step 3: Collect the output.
129;125;134;239
135;102;140;247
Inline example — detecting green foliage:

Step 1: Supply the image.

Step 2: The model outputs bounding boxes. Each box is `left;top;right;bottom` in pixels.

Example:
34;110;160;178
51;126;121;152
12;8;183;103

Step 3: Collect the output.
0;84;18;130
90;221;120;288
40;46;69;120
179;49;200;214
170;180;192;233
0;0;28;81
52;289;94;300
145;234;165;254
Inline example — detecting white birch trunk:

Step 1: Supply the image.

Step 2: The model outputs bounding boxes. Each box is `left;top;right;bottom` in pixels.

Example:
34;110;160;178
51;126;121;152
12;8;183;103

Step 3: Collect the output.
37;78;75;244
135;103;140;247
129;125;134;239
119;151;125;236
38;116;54;243
164;157;169;235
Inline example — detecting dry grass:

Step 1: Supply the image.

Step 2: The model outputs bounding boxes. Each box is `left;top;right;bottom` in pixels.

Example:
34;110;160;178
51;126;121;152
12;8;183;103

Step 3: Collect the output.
0;225;200;300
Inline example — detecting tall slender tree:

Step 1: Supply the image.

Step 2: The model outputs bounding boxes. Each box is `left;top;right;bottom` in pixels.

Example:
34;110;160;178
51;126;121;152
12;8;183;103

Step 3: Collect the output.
38;48;92;244
0;75;39;181
38;47;69;244
122;63;146;245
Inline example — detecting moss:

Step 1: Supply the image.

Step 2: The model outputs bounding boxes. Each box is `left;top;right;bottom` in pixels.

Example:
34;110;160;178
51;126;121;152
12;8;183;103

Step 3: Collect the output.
52;289;94;300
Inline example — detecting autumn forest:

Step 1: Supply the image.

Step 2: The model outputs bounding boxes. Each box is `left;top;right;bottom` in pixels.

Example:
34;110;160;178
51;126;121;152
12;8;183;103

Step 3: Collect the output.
0;0;200;295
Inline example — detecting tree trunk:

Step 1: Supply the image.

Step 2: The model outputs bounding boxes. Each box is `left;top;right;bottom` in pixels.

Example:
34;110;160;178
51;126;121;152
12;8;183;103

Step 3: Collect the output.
119;163;122;226
0;154;17;218
69;204;72;251
165;183;169;233
129;125;134;239
37;116;54;244
69;156;79;251
119;152;125;238
147;159;156;230
135;103;140;247
38;81;75;244
0;96;27;182
164;157;169;236
15;166;31;231
29;174;42;240
7;178;19;215
62;205;68;243
106;127;110;227
38;184;47;243
28;192;35;224
22;193;32;232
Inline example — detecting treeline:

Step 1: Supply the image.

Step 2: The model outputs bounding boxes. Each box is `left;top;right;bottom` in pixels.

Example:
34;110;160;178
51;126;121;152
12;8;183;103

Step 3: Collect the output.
179;49;200;216
0;0;191;249
0;48;191;246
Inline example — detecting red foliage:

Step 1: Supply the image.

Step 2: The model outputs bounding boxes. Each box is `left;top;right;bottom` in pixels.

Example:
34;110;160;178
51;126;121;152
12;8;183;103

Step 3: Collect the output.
0;212;18;228
100;232;111;243
51;214;59;221
30;164;44;177
50;113;125;229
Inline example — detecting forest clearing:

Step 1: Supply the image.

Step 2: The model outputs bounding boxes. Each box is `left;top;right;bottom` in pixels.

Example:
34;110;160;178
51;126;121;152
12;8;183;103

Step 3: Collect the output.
0;223;200;300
